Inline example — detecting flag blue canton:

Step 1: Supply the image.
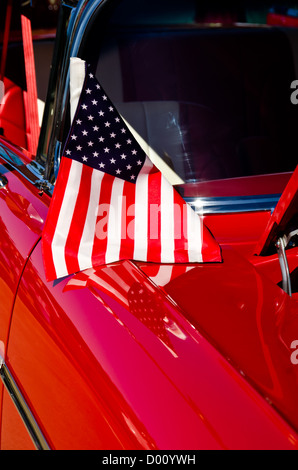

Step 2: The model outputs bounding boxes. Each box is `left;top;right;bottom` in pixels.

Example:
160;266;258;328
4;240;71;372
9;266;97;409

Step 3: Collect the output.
63;71;146;183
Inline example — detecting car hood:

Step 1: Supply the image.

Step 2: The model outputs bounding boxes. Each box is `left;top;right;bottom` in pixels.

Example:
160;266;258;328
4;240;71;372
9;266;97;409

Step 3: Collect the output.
138;249;298;433
65;246;298;435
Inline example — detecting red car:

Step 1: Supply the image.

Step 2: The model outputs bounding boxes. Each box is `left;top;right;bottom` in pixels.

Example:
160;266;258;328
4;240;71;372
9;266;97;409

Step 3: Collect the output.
0;0;298;450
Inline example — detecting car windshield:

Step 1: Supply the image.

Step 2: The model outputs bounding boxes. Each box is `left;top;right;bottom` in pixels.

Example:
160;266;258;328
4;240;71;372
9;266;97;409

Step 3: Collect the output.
75;0;298;197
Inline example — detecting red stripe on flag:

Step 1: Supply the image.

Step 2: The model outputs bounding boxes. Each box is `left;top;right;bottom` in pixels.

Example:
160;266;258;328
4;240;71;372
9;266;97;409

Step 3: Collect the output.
91;173;115;266
173;188;189;263
147;172;162;263
42;157;72;281
64;164;93;275
119;180;136;260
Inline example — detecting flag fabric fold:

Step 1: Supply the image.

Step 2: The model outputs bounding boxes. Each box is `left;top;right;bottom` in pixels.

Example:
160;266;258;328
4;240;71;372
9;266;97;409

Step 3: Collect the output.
42;58;221;281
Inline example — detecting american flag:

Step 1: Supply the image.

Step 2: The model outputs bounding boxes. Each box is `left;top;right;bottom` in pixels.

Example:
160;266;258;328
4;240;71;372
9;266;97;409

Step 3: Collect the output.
42;61;222;281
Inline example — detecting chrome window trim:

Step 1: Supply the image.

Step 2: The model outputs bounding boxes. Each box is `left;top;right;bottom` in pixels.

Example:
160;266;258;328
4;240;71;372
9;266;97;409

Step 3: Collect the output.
0;355;51;450
184;193;281;215
38;0;108;178
0;144;54;195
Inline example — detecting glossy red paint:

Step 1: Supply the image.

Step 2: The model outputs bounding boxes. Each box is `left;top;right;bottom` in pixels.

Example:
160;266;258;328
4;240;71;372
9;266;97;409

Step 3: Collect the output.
0;141;297;449
203;210;272;258
5;243;298;449
0;154;45;446
0;78;27;149
0;152;46;355
1;140;297;449
0;0;298;450
267;12;298;27
0;139;49;443
255;165;298;256
1;387;35;450
251;247;298;288
182;172;292;198
142;249;298;435
0;151;294;449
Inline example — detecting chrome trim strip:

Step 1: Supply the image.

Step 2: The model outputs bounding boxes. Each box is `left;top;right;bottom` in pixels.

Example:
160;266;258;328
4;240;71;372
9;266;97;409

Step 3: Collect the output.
0;356;51;450
0;144;54;195
184;193;280;214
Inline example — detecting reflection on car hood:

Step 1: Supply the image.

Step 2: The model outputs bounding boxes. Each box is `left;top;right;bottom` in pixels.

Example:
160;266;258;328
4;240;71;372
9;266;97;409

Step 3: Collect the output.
65;249;298;435
139;248;298;434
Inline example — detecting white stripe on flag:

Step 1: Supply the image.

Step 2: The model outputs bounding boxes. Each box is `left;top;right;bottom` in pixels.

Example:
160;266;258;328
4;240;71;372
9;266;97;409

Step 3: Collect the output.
160;175;175;263
77;169;104;271
70;57;86;122
133;173;149;261
106;177;125;263
51;160;83;277
186;203;203;262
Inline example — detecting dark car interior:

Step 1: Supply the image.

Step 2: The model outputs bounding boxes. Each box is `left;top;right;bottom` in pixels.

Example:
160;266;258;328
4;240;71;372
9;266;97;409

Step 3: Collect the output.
85;0;298;187
0;0;298;189
96;24;298;184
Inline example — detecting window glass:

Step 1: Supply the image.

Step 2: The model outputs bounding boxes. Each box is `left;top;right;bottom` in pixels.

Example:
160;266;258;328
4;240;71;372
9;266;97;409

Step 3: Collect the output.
75;0;298;195
0;1;57;154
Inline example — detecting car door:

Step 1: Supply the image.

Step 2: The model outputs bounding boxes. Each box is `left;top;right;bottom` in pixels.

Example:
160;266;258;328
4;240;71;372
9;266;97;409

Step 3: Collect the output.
0;142;48;447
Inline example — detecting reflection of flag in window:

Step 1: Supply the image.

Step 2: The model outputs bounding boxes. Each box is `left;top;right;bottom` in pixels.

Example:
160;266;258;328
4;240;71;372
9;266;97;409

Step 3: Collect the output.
42;59;221;281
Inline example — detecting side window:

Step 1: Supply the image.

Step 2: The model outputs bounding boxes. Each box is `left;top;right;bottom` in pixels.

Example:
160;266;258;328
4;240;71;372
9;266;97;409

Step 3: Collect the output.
80;0;298;188
0;3;27;150
0;1;57;155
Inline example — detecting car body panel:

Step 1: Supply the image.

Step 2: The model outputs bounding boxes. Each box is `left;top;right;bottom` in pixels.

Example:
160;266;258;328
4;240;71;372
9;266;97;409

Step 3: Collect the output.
140;249;298;433
5;241;298;449
255;165;298;256
0;119;297;451
1;386;36;450
0;143;46;355
0;0;298;450
181;173;293;199
2;134;297;449
0;139;48;441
